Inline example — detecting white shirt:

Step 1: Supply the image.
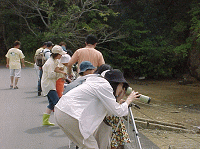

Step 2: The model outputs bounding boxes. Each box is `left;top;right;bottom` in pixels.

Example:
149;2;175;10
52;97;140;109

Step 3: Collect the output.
5;48;25;69
55;76;128;139
41;57;59;96
43;48;51;60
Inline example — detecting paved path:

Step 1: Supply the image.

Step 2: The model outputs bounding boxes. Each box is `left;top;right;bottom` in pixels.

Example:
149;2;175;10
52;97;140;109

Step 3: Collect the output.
0;67;159;149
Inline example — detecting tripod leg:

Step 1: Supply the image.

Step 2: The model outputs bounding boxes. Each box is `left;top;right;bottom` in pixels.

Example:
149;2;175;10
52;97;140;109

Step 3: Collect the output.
128;107;142;149
127;111;130;134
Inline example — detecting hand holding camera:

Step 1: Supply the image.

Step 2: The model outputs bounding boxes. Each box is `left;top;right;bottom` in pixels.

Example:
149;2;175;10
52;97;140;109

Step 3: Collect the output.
125;90;140;106
126;87;151;104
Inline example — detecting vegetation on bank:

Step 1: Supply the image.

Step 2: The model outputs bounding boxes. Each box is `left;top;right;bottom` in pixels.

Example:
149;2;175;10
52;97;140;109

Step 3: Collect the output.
0;0;200;79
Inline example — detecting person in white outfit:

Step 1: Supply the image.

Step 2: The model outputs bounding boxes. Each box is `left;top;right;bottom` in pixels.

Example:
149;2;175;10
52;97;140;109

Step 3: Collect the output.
41;45;66;126
54;69;140;148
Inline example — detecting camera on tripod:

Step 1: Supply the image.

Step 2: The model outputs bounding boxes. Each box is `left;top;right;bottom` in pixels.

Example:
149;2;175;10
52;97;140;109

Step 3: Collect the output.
126;87;151;104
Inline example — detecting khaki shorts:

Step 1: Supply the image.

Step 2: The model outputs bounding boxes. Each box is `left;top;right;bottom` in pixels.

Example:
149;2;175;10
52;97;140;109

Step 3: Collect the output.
10;69;21;78
54;107;99;149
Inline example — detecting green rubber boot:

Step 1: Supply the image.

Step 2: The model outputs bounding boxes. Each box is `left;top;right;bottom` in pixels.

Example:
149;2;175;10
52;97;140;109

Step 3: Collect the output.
42;113;55;126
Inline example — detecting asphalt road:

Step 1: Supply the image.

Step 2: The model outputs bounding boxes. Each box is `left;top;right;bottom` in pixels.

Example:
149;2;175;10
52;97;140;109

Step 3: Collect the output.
0;67;159;149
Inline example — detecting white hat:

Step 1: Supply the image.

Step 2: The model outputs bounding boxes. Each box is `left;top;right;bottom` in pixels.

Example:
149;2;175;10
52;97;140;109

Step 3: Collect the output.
60;54;71;63
52;45;66;55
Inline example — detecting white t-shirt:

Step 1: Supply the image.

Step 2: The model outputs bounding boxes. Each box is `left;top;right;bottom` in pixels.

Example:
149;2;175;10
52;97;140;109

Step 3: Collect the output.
5;48;25;69
43;48;51;60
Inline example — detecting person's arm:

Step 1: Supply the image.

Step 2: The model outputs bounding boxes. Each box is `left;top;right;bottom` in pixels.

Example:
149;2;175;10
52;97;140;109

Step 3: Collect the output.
6;58;9;68
98;53;105;67
96;83;140;117
19;51;25;68
125;91;140;105
21;58;25;68
54;67;67;75
67;51;78;79
67;65;72;75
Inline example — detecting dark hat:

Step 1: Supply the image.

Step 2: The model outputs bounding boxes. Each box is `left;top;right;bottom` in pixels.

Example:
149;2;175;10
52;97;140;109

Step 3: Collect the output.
43;42;47;46
79;61;96;74
104;69;128;86
46;41;54;47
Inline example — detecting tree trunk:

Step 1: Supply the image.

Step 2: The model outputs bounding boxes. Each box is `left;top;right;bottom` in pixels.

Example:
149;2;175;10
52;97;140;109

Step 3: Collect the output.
188;43;200;81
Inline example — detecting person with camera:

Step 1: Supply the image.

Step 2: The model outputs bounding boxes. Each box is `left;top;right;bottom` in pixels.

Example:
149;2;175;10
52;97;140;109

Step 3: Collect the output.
54;69;140;148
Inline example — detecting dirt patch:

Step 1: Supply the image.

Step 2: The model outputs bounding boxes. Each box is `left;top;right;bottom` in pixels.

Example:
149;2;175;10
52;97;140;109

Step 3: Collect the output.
127;79;200;148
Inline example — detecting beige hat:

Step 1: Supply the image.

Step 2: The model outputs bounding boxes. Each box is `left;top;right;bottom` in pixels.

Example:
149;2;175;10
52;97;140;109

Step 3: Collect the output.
52;45;66;55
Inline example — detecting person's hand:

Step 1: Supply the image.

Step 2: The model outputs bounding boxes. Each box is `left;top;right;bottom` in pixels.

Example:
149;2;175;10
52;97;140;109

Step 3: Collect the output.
119;99;126;104
6;64;9;68
66;77;72;83
62;76;66;80
22;63;25;68
54;67;60;73
59;67;64;71
68;74;73;80
126;91;140;106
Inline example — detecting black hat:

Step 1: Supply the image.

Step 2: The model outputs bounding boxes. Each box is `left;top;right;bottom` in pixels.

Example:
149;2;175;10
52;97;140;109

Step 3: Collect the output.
43;42;47;46
46;41;54;47
105;69;128;86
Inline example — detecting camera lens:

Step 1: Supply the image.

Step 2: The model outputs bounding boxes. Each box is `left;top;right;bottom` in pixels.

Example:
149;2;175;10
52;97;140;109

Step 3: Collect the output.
139;95;151;104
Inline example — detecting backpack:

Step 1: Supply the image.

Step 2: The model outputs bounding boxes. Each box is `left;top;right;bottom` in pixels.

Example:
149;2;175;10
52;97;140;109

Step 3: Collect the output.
35;51;46;67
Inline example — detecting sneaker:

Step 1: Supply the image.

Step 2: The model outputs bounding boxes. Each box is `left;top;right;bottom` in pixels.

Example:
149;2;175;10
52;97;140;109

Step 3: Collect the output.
10;85;13;89
13;86;18;89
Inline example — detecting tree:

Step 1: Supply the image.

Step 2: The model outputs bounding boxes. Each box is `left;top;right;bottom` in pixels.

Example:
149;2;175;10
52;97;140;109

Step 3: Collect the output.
1;0;123;49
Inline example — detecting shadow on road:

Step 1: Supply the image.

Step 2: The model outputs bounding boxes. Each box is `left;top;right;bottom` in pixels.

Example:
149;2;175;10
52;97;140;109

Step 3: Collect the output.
24;91;38;93
25;126;60;134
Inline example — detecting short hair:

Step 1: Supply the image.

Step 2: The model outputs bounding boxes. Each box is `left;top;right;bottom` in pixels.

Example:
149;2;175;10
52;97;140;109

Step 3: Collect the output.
46;41;53;47
51;53;60;59
85;34;98;45
94;64;113;74
59;41;66;46
14;41;21;47
43;42;47;46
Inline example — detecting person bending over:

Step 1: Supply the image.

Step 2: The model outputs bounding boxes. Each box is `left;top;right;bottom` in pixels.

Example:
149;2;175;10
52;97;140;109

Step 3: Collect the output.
54;69;140;148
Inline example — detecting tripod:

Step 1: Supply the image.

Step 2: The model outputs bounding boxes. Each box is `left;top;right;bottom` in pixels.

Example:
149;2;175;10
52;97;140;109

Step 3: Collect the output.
111;104;142;149
127;104;142;149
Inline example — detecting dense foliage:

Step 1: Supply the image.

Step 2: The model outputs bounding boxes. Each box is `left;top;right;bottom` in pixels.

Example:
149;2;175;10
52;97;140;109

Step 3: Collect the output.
0;0;200;79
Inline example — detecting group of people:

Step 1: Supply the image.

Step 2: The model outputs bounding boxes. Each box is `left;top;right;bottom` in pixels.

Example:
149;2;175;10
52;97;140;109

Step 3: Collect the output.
6;35;141;149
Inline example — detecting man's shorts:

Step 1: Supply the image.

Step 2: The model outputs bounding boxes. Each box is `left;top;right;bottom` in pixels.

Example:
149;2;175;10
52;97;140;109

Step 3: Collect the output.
10;69;21;78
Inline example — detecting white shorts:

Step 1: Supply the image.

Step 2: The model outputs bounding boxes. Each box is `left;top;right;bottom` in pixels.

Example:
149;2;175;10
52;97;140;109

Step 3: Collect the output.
10;69;21;78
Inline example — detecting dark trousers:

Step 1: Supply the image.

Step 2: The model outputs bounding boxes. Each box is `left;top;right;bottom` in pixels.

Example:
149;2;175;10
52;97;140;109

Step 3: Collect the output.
38;69;43;92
